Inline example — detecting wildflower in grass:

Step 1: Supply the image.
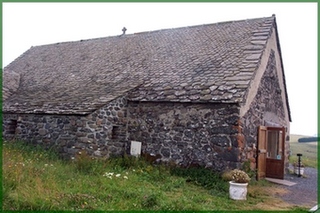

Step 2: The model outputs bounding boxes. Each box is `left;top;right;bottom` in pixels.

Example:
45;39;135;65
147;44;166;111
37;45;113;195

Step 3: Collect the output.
45;164;48;167
16;162;25;167
103;172;114;179
124;176;128;179
115;174;121;177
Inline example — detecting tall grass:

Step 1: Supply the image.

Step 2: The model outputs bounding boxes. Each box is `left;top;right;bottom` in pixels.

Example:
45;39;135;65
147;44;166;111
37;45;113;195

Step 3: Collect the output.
289;134;318;168
2;140;309;211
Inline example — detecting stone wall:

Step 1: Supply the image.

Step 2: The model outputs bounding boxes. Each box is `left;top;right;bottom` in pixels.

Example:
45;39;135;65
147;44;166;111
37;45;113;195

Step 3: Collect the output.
3;95;247;172
127;101;243;171
3;60;289;172
2;96;128;159
242;49;290;169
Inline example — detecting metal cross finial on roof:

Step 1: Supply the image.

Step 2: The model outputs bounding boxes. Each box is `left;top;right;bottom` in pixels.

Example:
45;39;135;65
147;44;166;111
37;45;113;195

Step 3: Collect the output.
122;27;127;35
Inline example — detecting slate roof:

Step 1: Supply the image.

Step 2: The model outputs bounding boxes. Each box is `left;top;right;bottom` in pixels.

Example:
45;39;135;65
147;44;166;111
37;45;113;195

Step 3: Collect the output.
3;15;279;115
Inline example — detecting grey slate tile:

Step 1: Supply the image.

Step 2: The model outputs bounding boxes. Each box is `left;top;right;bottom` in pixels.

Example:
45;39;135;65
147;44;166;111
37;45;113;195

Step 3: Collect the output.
3;16;276;114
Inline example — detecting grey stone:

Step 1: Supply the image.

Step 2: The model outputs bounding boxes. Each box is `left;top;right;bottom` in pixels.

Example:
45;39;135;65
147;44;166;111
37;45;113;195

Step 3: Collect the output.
174;90;186;96
39;129;47;136
160;148;171;158
246;53;261;60
251;40;267;45
209;85;218;91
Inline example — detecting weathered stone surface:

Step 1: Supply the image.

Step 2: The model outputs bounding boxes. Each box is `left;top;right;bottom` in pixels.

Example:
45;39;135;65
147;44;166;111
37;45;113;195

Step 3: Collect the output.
242;50;290;169
127;101;241;171
246;53;261;60
2;71;20;101
3;16;277;114
251;40;267;45
244;45;264;50
3;96;128;159
251;36;268;40
209;85;218;91
174;90;186;96
210;136;230;147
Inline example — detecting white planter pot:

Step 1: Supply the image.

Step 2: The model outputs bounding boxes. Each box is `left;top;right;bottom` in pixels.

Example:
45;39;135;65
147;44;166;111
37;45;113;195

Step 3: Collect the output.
294;167;304;175
229;181;248;200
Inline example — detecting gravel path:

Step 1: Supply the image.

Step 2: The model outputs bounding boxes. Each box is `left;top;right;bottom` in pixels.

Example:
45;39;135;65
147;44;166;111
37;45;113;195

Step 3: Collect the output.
278;165;318;208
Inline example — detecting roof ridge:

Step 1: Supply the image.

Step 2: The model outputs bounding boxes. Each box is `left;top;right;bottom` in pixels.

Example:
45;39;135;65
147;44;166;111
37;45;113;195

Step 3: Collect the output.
132;15;274;35
5;15;275;52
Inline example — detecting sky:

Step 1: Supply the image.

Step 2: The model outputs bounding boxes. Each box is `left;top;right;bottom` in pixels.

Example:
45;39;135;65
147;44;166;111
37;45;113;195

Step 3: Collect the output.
2;2;318;136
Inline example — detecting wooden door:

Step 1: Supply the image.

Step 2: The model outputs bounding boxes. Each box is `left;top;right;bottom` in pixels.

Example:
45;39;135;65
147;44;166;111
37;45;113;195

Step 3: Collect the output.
257;126;267;180
257;126;285;180
265;127;285;179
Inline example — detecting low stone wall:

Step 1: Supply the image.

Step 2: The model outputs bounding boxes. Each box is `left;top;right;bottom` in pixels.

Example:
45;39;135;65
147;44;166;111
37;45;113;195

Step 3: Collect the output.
3;96;128;159
127;101;243;171
3;98;246;172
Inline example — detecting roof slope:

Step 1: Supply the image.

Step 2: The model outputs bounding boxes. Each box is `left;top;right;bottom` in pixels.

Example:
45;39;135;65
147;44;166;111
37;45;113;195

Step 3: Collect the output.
3;16;276;114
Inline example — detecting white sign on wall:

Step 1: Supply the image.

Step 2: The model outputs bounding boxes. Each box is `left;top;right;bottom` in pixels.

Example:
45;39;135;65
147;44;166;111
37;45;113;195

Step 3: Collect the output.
130;141;141;157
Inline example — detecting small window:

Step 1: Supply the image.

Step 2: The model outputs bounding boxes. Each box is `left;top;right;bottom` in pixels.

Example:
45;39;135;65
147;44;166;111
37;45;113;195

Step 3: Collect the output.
267;130;283;159
7;119;18;134
111;126;120;139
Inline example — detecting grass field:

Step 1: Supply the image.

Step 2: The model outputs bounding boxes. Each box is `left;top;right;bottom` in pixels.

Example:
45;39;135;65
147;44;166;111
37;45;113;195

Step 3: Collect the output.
289;134;318;168
2;140;308;212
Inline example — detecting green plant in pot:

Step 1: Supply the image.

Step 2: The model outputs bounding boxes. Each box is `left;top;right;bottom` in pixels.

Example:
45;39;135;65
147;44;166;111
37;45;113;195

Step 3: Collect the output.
231;169;251;183
228;169;251;200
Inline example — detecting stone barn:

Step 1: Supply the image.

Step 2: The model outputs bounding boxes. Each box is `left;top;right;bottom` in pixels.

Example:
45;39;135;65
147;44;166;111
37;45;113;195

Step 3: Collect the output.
3;15;291;179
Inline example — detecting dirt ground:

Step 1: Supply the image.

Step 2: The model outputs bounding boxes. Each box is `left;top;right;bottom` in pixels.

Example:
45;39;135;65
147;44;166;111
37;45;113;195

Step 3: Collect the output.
249;166;317;211
275;166;318;210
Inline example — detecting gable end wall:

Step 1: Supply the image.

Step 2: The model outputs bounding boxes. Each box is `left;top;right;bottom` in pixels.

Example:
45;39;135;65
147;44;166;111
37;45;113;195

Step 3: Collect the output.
242;50;290;171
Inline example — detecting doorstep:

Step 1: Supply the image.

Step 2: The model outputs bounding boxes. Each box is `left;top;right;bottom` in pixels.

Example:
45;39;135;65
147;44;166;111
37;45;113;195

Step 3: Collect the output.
265;177;296;186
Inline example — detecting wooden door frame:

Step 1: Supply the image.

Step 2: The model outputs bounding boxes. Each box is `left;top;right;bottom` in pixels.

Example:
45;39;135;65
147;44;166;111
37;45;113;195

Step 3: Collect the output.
257;126;286;180
257;126;267;180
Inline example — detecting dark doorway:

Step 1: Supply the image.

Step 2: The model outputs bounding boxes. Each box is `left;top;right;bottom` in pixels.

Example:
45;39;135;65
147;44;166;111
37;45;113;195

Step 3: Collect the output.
7;119;18;135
